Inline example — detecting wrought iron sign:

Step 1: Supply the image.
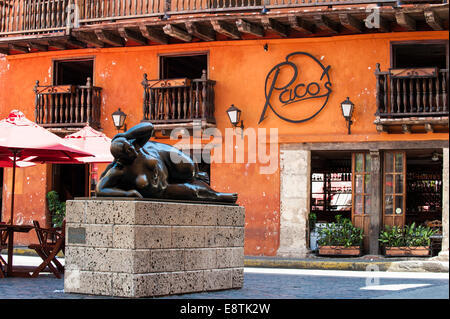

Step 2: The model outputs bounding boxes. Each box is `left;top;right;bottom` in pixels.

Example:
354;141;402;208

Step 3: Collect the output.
259;52;332;124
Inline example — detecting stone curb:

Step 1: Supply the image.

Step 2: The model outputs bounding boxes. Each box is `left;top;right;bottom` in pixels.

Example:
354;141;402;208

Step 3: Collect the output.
244;258;449;273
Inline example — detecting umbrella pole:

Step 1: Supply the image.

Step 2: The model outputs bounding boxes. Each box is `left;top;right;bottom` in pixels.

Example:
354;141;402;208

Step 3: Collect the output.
10;150;17;225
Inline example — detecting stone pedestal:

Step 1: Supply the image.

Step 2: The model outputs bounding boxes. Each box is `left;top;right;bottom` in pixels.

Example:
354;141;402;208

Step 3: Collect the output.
64;199;245;298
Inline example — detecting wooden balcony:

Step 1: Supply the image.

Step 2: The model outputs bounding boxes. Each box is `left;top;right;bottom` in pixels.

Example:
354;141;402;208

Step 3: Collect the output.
1;1;448;55
374;64;449;134
141;70;216;132
34;78;102;133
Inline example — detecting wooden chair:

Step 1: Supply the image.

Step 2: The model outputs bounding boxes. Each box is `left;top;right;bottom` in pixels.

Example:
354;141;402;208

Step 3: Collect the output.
0;223;8;278
28;220;65;278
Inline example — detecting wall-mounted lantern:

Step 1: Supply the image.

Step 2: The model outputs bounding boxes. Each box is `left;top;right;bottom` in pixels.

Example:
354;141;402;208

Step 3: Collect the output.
112;108;127;132
340;97;354;135
226;104;244;138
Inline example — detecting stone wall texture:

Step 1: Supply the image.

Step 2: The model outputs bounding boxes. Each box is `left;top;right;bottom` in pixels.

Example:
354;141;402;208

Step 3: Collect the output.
64;199;245;298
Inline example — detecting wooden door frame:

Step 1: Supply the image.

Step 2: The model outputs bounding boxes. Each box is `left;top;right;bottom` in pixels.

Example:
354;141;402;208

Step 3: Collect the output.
351;152;371;252
382;151;407;227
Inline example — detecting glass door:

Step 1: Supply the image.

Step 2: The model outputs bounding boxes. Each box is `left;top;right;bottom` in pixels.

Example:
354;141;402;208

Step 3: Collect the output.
352;152;371;250
383;151;406;227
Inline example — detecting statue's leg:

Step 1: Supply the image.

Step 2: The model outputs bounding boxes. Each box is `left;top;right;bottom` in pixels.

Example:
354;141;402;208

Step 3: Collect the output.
163;181;237;203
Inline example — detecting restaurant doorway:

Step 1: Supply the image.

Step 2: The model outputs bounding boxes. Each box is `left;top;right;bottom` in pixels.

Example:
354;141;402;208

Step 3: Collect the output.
405;149;443;227
382;149;443;229
310;151;353;223
51;164;88;202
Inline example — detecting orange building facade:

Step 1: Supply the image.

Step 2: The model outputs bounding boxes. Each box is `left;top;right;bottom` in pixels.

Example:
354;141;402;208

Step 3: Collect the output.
0;1;448;257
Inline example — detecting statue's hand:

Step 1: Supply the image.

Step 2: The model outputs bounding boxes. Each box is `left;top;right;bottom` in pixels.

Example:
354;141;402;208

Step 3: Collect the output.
126;189;143;199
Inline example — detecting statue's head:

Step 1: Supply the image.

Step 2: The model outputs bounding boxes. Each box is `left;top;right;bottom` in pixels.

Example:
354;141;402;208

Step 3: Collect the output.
110;137;138;165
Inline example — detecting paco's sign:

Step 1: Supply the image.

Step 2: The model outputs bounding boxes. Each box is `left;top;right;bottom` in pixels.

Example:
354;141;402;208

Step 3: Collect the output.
259;52;332;124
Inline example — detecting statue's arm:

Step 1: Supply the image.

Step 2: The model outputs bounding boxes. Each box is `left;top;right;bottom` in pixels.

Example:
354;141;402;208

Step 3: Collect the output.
113;122;154;148
96;167;143;198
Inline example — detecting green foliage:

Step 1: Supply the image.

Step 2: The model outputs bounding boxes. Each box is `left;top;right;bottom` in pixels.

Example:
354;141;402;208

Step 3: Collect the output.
47;191;66;228
317;215;363;247
378;223;437;247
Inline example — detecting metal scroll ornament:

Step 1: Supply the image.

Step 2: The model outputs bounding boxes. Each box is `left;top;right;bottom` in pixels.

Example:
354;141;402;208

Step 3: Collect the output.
259;52;332;124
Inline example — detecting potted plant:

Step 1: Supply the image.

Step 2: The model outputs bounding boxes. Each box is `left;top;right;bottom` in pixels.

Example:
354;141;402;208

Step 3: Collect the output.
47;191;66;228
379;223;436;257
317;215;363;256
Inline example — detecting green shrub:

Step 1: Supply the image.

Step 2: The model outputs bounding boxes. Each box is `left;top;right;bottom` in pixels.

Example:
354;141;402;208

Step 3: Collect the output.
378;223;437;247
47;191;66;227
317;215;363;247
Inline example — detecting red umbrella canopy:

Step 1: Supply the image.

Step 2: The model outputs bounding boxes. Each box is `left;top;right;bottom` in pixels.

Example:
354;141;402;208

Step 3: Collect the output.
0;110;93;160
63;125;113;163
0;110;93;224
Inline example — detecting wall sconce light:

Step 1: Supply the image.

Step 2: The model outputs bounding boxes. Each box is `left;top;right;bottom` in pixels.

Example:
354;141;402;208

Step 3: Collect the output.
263;43;268;52
340;97;354;135
112;108;127;132
226;104;244;137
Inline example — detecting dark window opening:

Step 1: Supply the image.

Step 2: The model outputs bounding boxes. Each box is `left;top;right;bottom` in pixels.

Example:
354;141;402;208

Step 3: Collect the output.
392;42;448;69
54;59;94;85
160;54;207;79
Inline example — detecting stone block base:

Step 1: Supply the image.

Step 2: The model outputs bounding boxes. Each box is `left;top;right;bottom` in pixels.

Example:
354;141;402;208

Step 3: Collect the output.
64;199;245;298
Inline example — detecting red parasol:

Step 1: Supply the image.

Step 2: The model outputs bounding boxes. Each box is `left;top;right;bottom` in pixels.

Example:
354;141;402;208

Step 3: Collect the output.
63;125;113;163
27;125;114;164
0;110;93;225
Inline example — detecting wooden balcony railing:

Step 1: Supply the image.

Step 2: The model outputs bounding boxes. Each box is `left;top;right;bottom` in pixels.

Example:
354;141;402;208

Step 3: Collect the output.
375;64;448;118
141;70;216;125
0;0;405;37
34;78;102;129
76;0;400;22
0;0;72;36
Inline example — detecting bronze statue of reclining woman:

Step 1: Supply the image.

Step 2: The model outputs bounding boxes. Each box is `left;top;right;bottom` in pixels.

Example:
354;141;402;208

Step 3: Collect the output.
96;122;238;203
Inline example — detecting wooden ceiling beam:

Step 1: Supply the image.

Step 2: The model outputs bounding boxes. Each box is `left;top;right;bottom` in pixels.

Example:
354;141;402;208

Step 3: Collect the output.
48;40;67;49
339;14;363;33
395;12;416;31
8;43;28;53
118;27;148;45
211;20;241;40
95;29;124;47
185;22;216;42
424;10;444;31
72;31;105;48
163;24;192;42
288;16;314;35
261;17;288;37
28;42;48;52
313;15;340;34
425;123;434;133
236;19;264;37
64;38;87;48
139;25;169;45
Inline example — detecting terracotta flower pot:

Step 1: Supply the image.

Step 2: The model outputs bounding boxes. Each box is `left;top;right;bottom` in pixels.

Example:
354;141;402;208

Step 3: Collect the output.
318;245;361;256
384;246;430;257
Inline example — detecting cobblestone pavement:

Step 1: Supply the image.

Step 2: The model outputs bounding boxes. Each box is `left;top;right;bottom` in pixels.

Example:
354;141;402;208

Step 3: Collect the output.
0;256;448;300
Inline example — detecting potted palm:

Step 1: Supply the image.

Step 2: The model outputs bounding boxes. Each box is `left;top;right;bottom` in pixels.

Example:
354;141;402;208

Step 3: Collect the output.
379;223;437;257
317;215;363;256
